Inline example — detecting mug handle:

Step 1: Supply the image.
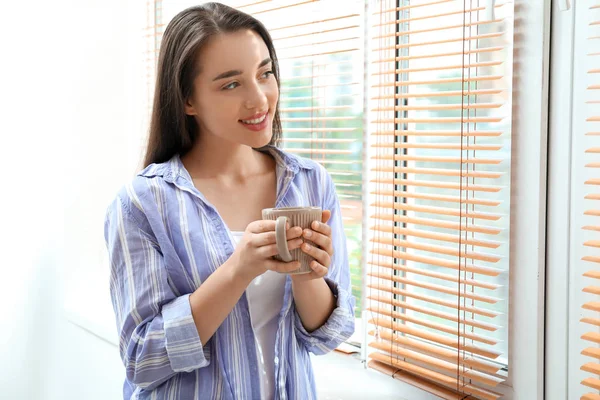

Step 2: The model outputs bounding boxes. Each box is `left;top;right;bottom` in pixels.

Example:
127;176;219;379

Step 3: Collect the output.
275;216;293;262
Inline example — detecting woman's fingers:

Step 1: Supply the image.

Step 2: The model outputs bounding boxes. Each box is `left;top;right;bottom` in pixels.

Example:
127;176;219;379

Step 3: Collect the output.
243;218;332;277
248;226;303;247
258;238;304;258
247;220;303;235
246;220;277;234
301;229;333;256
300;242;331;268
311;220;332;237
289;261;329;282
266;259;302;274
321;210;331;224
309;260;329;277
285;226;303;240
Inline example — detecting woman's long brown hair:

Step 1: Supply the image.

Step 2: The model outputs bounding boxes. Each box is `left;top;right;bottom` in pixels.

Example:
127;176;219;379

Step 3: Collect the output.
143;2;282;167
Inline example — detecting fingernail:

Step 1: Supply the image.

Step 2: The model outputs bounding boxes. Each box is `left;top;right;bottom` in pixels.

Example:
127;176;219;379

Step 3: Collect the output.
303;243;311;250
303;229;312;238
312;221;319;230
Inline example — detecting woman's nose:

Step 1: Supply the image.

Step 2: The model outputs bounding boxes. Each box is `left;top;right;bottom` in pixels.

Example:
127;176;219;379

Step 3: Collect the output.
244;84;268;110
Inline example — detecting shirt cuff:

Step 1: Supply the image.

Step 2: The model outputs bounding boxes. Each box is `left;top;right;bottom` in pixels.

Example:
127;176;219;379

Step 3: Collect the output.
162;294;210;372
294;278;355;355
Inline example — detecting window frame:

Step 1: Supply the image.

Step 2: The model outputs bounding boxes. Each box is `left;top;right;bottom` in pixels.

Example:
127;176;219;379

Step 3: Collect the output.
544;1;574;398
493;0;550;396
491;0;550;397
545;1;600;399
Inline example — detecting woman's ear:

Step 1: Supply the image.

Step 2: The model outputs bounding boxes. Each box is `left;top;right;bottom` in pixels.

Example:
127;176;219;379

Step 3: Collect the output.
184;98;197;116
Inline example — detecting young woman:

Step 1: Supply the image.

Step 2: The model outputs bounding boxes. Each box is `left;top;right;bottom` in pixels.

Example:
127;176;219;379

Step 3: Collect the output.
104;2;355;399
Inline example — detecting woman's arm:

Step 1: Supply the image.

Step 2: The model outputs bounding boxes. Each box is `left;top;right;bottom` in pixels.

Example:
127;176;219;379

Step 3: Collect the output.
106;197;303;389
290;172;356;354
106;198;207;390
292;277;337;332
290;214;336;332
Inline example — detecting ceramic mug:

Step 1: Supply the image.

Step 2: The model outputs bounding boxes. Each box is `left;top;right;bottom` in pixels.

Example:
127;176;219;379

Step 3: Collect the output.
261;206;323;274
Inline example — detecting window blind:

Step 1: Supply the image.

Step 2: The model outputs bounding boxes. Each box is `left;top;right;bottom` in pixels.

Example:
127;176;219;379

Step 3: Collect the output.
367;1;513;399
226;0;366;317
580;2;600;398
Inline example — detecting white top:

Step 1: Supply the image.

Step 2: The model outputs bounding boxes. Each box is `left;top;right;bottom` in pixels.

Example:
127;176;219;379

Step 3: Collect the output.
230;231;286;400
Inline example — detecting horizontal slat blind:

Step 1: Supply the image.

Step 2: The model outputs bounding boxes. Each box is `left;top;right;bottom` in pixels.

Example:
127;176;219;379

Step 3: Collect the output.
581;2;600;399
368;0;512;398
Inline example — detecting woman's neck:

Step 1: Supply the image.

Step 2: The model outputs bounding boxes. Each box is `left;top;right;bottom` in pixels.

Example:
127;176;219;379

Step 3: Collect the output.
181;136;273;182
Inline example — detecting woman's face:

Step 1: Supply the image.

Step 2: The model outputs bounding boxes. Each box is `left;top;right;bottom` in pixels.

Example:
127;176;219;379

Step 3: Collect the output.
185;29;279;149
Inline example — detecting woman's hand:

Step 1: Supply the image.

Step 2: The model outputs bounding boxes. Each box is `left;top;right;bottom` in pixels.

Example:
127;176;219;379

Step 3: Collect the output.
291;210;333;282
232;220;304;281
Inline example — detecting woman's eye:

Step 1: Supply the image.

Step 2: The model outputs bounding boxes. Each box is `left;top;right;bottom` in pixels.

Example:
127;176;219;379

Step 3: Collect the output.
223;82;239;90
261;70;274;79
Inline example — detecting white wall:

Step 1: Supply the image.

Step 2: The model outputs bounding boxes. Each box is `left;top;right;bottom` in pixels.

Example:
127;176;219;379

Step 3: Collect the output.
0;0;144;399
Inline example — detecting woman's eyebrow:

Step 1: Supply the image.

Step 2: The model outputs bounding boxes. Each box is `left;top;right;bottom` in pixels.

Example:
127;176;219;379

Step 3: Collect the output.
212;58;272;81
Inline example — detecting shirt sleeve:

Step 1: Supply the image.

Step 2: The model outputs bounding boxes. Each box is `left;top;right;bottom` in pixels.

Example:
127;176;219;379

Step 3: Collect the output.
293;170;356;355
105;196;210;390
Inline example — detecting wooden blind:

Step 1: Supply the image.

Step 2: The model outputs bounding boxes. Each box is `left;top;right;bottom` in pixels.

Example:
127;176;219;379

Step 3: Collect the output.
367;1;513;399
226;0;366;317
580;2;600;398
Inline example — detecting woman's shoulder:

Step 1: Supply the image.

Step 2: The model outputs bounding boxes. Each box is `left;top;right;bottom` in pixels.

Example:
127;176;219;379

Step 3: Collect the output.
269;146;329;177
271;146;336;197
105;158;177;223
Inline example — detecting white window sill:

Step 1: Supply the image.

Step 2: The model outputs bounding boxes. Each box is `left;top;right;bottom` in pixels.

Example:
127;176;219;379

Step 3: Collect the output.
311;351;439;400
65;307;435;400
65;305;118;347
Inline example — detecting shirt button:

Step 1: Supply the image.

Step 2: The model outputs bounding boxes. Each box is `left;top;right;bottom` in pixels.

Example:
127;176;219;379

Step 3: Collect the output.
274;357;279;365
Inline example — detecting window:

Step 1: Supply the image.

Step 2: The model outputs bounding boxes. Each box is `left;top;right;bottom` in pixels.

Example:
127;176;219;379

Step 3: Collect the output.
366;1;512;398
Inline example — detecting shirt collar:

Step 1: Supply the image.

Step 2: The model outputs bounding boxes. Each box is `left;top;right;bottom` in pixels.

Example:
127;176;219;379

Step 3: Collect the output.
138;145;315;183
259;145;316;173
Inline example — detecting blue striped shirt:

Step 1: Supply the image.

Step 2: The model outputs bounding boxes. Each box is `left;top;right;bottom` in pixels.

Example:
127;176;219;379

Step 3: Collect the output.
104;146;355;399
